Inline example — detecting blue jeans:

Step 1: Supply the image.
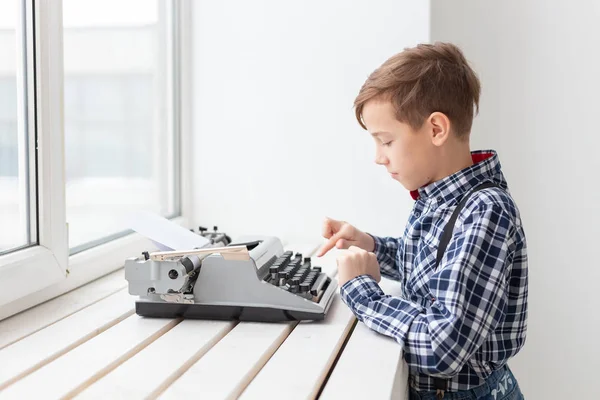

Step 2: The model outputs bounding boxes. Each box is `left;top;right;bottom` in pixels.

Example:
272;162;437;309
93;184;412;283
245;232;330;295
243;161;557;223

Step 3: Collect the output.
409;365;524;400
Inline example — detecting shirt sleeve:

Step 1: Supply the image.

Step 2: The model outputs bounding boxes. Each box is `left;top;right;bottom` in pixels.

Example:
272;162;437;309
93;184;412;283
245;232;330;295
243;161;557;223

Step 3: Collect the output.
341;205;514;377
368;233;403;282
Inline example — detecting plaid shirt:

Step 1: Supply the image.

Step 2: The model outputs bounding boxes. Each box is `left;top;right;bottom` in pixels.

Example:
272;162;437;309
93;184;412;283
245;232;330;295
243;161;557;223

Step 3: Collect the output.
340;150;528;392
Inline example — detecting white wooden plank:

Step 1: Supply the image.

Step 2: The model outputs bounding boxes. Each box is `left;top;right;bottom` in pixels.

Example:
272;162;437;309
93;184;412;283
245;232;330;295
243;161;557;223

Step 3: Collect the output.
0;289;133;390
0;269;126;349
0;314;178;399
239;293;354;400
158;241;320;400
158;321;295;400
319;278;409;400
76;319;236;400
239;248;356;400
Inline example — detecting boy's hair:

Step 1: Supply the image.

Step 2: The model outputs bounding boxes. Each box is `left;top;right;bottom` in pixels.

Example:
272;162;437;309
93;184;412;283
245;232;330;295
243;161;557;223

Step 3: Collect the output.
354;42;480;139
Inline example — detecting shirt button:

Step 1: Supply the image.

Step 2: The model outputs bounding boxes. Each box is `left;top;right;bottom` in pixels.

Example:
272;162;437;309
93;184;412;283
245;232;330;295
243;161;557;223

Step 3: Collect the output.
414;211;421;218
437;197;443;203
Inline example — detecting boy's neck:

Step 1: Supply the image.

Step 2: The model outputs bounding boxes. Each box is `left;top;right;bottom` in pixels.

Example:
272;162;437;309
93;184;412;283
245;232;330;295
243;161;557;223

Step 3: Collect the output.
430;145;474;184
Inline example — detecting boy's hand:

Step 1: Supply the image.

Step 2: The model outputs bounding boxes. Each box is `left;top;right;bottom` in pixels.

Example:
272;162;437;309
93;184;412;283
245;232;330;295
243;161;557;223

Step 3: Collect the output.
336;246;381;286
316;217;375;257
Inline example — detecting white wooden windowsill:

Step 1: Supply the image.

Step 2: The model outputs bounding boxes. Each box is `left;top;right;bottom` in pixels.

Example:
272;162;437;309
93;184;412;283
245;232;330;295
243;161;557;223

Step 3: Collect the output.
0;238;409;399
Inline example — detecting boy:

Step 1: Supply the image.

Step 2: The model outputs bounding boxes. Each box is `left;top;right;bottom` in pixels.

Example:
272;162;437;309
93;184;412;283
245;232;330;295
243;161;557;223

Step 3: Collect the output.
316;42;527;400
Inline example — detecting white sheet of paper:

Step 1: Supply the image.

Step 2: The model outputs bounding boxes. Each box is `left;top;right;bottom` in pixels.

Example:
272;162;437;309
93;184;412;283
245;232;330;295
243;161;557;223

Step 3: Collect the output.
127;211;210;251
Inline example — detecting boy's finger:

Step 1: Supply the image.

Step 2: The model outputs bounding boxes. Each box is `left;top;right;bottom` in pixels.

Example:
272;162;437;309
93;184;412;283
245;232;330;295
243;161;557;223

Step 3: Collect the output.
316;233;340;257
325;217;343;230
322;220;334;239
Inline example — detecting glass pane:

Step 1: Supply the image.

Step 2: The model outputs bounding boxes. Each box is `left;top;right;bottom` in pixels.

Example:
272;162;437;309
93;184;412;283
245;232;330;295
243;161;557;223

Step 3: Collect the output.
0;0;32;254
63;0;178;251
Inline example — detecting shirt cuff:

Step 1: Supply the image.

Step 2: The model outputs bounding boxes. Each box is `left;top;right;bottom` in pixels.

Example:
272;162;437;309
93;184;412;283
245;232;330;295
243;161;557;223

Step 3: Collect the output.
367;233;382;253
339;274;385;314
367;233;393;263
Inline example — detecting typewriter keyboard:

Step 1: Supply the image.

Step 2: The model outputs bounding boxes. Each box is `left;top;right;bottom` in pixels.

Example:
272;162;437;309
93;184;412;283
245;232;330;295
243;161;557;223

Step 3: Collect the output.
262;251;331;302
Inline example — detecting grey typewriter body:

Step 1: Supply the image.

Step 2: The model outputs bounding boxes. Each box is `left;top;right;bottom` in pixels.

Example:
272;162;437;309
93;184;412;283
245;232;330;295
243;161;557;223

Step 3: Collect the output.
124;236;337;322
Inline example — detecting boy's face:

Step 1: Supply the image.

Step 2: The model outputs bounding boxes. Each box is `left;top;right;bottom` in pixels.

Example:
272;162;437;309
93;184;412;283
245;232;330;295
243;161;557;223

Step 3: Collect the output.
361;99;438;191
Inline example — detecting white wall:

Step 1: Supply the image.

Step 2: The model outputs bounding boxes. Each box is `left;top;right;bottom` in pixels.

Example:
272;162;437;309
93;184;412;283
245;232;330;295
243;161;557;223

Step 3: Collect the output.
190;0;430;243
431;1;600;398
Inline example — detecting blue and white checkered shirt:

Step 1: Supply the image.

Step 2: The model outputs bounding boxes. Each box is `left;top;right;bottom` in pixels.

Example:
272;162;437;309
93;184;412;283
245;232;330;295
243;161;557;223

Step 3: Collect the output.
340;150;528;392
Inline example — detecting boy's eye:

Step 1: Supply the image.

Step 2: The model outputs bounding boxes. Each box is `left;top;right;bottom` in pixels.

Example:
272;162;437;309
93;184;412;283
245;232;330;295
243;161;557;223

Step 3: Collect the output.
382;141;393;147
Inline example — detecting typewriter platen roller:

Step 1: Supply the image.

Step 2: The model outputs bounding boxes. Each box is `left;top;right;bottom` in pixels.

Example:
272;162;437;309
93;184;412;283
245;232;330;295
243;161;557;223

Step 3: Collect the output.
124;235;337;322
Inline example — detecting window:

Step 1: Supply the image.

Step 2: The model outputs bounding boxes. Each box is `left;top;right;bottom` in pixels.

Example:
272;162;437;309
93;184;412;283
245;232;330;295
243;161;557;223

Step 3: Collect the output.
0;0;35;255
63;0;180;252
0;0;188;317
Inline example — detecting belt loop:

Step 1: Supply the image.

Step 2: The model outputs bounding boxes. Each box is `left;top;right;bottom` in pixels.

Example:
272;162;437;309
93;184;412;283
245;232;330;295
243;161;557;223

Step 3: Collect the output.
433;378;447;399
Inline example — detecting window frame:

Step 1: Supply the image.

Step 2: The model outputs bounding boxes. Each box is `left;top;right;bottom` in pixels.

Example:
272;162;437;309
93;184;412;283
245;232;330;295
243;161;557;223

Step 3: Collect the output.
0;0;68;308
0;0;193;320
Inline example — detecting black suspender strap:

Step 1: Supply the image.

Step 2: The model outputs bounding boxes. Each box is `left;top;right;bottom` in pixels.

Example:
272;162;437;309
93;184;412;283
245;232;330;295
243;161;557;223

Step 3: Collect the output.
432;181;501;397
435;181;501;269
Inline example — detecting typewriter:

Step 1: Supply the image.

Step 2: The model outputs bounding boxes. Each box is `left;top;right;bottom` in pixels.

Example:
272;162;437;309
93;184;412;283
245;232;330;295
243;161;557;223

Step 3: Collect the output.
124;234;337;322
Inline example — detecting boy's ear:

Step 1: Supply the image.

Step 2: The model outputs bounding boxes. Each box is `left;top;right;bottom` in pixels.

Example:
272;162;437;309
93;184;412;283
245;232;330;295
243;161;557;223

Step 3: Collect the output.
428;112;451;146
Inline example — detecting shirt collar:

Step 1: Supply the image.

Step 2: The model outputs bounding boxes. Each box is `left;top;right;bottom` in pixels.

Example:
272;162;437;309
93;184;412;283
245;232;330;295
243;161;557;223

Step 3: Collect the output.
409;150;503;203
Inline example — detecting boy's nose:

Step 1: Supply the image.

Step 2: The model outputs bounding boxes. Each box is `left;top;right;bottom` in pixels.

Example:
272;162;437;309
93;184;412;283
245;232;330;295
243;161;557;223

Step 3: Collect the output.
375;153;388;165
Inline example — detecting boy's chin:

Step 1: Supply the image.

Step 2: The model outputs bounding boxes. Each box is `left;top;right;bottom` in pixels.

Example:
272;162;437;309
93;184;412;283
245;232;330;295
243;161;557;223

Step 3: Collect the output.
400;179;426;192
396;178;415;191
390;173;423;191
